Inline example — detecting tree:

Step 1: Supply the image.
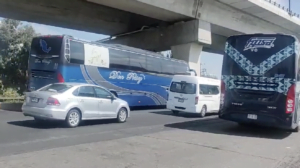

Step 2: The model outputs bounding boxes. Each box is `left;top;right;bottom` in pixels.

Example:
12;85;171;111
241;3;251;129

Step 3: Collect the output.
0;19;38;95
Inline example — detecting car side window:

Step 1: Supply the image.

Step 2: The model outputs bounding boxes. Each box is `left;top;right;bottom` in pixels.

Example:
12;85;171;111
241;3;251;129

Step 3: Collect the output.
77;86;95;97
94;87;112;99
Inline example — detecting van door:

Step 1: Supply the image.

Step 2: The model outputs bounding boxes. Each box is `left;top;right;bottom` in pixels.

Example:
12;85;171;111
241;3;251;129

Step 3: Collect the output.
169;81;197;108
199;84;220;112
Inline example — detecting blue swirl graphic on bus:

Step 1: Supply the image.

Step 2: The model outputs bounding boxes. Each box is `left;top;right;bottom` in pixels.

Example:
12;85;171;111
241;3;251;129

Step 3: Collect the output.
39;39;51;53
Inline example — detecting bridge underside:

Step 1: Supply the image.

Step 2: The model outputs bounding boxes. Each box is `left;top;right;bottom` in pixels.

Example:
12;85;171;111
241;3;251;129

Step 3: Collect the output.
0;0;169;35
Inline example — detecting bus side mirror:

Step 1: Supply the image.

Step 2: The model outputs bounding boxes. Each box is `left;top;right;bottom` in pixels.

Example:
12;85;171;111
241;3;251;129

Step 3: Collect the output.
188;69;197;76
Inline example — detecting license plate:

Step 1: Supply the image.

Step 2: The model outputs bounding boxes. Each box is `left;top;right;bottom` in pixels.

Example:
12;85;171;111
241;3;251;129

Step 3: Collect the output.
178;98;184;102
31;97;39;103
247;114;257;120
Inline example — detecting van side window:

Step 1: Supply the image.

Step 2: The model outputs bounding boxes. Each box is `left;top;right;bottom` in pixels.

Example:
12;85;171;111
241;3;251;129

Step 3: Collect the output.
199;84;219;95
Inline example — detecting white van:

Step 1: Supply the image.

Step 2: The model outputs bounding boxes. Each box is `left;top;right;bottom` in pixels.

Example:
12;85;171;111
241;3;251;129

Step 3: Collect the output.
166;75;220;117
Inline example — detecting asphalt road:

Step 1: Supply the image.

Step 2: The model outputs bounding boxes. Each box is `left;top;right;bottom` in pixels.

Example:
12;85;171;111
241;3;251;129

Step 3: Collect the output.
0;109;300;168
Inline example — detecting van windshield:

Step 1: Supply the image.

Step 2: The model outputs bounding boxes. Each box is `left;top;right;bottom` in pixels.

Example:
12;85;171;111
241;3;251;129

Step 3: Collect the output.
170;82;196;94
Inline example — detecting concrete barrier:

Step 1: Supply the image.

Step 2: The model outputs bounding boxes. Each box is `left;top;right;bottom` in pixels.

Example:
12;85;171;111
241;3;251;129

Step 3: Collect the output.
0;103;23;112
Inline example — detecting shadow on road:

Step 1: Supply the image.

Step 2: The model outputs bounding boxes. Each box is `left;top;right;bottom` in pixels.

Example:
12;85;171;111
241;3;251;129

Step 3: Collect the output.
151;110;218;118
164;119;292;140
7;119;119;129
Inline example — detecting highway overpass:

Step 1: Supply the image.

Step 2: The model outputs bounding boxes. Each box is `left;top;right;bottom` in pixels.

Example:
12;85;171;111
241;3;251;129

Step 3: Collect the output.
1;0;300;75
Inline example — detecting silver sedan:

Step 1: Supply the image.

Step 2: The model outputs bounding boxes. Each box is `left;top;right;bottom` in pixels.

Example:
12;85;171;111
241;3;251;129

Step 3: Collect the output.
22;83;130;128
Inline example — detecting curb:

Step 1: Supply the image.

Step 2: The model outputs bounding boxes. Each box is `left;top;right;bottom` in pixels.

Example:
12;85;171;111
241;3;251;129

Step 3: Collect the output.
0;103;23;112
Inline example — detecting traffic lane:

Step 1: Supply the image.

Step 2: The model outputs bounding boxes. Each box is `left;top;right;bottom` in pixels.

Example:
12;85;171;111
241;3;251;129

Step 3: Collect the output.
0;109;220;157
0;114;299;168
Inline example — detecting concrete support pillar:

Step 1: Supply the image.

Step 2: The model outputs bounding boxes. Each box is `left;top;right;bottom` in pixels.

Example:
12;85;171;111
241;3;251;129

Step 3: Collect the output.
171;43;203;76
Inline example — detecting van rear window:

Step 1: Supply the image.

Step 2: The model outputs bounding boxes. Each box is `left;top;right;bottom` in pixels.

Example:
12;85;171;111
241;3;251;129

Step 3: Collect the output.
170;82;196;94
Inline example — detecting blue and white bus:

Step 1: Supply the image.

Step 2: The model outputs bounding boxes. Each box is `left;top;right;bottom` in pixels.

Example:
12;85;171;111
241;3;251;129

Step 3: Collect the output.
27;35;192;107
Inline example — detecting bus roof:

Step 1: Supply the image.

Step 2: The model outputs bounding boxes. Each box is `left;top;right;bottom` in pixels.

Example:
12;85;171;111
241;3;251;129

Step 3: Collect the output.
33;35;187;64
226;33;299;42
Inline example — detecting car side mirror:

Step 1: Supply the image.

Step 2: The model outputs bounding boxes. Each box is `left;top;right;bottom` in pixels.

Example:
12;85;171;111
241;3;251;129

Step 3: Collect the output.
109;90;118;97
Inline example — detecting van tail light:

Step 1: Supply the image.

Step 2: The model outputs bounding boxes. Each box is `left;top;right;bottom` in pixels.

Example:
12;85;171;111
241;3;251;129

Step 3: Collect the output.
57;72;64;83
286;84;295;114
46;97;60;106
195;96;198;105
167;93;169;101
220;81;225;108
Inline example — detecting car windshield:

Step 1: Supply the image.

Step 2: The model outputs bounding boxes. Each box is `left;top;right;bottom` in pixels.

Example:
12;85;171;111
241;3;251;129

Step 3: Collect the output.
39;83;73;93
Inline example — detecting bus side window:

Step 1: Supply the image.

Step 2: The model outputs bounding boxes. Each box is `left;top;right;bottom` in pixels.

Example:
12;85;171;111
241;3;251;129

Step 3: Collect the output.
161;59;174;75
109;49;130;70
146;57;162;74
128;53;147;72
70;40;85;64
173;61;189;75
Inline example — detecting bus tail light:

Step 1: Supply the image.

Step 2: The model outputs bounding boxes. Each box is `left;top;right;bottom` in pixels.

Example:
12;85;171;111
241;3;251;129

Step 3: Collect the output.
46;97;60;106
286;84;295;114
195;96;198;105
57;72;64;83
220;81;225;108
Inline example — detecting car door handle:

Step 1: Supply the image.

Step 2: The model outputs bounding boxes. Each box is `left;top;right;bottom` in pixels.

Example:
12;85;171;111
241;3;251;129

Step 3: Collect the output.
99;100;103;103
80;99;84;102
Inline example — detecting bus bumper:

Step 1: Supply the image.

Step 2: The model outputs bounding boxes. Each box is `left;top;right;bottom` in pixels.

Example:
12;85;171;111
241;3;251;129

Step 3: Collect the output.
219;111;294;130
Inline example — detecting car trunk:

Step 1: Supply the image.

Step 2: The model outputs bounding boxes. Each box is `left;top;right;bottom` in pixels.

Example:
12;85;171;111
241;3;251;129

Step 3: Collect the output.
25;91;59;108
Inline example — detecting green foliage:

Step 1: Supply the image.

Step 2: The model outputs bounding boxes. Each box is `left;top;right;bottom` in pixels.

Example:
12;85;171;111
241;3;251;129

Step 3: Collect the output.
0;18;39;95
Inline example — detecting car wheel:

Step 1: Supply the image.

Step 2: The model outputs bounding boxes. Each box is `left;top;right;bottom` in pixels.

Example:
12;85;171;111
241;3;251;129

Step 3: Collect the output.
199;106;206;118
172;110;179;115
117;107;128;123
65;109;81;128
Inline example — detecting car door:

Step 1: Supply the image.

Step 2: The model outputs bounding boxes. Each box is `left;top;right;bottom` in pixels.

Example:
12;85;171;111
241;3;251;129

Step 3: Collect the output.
94;87;119;118
77;86;100;119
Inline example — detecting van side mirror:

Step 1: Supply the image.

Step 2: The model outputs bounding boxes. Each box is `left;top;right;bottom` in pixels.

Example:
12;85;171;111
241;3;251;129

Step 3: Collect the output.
187;69;197;76
166;88;169;91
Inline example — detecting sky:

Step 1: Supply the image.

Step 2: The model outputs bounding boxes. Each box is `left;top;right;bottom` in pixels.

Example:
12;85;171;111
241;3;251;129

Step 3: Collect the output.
0;17;224;79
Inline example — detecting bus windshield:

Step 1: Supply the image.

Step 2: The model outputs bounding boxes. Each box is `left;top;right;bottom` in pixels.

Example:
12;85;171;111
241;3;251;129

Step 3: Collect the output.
223;35;295;79
28;36;63;91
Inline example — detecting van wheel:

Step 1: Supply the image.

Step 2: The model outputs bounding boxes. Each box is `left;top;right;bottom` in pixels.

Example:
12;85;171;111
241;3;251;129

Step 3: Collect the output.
172;110;179;115
292;126;299;132
199;106;206;118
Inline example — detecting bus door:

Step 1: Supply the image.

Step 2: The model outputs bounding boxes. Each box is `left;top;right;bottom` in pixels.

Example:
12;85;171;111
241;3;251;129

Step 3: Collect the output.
28;36;63;91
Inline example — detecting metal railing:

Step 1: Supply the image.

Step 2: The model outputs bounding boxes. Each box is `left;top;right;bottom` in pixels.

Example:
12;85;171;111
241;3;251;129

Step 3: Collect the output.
264;0;300;18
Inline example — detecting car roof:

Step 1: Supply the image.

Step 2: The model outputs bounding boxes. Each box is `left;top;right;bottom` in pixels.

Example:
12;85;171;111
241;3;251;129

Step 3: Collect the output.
52;82;99;87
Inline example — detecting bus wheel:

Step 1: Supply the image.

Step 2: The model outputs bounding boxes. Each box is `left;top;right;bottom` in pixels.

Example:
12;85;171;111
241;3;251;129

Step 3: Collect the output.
199;106;206;118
